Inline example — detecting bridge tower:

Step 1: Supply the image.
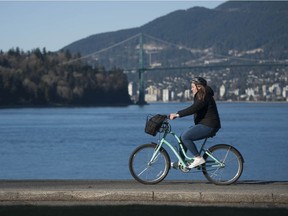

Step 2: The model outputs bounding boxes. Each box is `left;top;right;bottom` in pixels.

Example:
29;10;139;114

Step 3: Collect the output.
137;33;147;105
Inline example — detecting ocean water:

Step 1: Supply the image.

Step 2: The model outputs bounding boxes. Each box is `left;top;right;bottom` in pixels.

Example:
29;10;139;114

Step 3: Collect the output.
0;102;287;181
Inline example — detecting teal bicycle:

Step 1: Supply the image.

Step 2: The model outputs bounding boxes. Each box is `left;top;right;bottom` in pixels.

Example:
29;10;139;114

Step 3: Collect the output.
129;114;244;185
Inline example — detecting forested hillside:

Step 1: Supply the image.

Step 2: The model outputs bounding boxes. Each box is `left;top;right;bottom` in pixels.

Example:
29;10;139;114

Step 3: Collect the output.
0;48;132;107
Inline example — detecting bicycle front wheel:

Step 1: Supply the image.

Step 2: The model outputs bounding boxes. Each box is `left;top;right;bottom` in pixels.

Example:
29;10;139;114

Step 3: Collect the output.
202;144;244;185
129;143;170;184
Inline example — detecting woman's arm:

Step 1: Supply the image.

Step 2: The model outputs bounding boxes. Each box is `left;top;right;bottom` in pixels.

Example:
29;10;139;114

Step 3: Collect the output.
177;99;207;118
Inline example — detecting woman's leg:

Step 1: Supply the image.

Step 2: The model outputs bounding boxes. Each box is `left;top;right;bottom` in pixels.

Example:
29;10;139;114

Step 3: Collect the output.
181;124;217;157
179;138;187;160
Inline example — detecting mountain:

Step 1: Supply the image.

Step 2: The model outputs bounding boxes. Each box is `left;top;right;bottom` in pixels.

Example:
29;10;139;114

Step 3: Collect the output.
62;1;288;70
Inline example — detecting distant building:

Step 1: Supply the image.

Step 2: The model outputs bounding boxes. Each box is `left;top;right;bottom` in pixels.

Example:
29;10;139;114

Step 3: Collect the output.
145;94;157;102
184;89;191;100
162;89;170;102
262;85;267;97
128;81;138;102
269;83;281;96
128;82;137;97
245;88;255;100
145;85;159;102
283;85;288;101
171;91;175;101
220;84;226;98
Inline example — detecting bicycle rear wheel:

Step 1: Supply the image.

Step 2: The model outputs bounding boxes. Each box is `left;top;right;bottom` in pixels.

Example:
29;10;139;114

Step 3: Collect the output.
202;144;244;185
129;143;170;184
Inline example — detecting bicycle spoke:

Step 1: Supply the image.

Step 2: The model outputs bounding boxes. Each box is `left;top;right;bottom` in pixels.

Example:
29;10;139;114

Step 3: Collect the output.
222;147;231;163
137;166;150;177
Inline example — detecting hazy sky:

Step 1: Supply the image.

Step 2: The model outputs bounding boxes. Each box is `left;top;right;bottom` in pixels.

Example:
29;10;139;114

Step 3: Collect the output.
0;1;224;52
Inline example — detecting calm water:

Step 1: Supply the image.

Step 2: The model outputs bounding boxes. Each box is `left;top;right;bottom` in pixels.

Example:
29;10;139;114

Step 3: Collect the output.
0;102;287;181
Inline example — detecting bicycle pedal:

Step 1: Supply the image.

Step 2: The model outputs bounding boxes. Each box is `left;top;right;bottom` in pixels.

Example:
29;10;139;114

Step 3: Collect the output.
170;162;179;170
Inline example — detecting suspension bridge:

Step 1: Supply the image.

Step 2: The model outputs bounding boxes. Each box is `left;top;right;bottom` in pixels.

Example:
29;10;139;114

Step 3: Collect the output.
64;33;288;105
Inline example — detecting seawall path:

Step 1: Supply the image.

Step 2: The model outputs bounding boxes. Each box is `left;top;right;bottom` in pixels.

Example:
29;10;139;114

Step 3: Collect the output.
0;180;287;208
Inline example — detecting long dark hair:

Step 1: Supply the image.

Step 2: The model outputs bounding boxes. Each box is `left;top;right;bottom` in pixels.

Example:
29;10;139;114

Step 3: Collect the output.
195;85;206;101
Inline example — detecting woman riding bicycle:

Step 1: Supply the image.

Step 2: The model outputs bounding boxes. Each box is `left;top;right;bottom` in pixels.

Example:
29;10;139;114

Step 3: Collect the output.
169;77;221;168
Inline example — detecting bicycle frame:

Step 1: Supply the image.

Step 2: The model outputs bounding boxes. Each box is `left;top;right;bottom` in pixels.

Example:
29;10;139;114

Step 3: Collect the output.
149;125;223;169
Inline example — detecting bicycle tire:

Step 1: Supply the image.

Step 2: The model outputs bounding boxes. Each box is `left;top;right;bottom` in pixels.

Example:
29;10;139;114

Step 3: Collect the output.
202;144;244;185
129;143;170;184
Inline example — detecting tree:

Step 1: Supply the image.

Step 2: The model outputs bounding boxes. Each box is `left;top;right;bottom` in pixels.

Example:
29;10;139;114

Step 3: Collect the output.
0;48;132;107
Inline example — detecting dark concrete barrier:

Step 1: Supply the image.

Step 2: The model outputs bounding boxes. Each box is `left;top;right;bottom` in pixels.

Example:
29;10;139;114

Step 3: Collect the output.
0;204;287;216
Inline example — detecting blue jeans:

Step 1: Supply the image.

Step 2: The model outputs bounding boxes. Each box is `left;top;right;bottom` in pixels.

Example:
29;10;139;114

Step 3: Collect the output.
180;124;219;158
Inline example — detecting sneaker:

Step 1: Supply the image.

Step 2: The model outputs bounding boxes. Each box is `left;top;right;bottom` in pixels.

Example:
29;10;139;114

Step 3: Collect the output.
187;157;205;169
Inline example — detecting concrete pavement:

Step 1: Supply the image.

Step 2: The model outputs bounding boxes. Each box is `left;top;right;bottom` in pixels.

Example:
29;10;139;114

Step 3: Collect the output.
0;180;287;208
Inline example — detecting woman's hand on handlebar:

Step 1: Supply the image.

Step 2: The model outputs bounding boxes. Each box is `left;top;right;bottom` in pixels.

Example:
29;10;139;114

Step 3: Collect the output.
169;113;179;120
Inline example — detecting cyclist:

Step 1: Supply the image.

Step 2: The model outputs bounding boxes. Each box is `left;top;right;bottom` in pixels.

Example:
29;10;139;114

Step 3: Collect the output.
169;77;221;168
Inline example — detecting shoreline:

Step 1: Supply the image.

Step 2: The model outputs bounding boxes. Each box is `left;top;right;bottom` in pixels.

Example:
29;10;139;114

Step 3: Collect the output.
1;100;288;109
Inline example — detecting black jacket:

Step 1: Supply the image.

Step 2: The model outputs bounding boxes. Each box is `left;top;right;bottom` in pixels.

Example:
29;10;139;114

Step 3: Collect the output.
177;86;221;129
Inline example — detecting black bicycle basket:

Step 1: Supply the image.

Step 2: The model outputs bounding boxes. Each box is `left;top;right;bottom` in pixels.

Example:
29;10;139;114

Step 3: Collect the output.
144;114;167;136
